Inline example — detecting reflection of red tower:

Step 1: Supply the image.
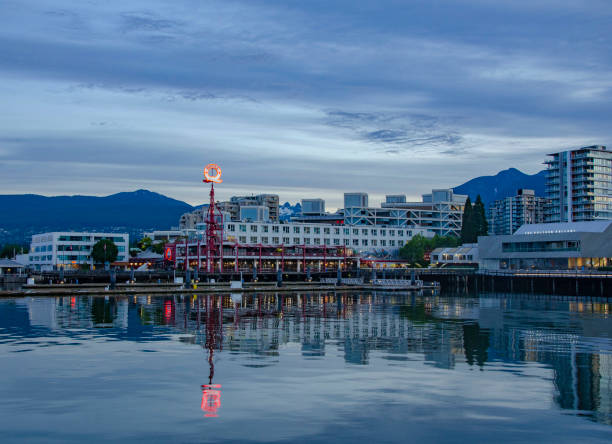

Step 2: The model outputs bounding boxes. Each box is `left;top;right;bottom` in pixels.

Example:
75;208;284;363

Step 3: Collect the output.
201;295;222;417
201;384;222;417
203;165;223;273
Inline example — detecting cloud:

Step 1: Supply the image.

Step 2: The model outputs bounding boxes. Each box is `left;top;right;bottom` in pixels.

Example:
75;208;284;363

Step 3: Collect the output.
0;0;610;208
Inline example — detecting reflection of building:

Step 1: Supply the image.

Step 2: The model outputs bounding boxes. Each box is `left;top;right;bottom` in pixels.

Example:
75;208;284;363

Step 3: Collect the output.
478;220;612;270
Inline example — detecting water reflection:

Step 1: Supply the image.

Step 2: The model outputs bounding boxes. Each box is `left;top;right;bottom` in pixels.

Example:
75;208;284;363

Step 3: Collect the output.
1;292;611;428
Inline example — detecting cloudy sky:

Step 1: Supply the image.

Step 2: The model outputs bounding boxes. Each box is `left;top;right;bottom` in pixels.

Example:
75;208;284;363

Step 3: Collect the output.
1;0;611;209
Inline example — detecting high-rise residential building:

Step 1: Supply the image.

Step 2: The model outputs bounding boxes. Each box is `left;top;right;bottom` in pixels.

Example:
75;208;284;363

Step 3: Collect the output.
344;192;368;209
301;198;325;216
240;205;270;222
230;194;279;221
488;189;548;235
545;145;612;222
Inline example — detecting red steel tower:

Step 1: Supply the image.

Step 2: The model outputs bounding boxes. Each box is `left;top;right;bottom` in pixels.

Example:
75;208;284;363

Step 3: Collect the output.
203;164;224;273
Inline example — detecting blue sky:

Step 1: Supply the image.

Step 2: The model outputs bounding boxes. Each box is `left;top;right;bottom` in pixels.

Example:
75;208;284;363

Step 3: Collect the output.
1;0;611;209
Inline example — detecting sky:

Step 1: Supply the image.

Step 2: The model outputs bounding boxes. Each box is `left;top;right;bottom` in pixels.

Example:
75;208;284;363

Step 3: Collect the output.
1;0;611;209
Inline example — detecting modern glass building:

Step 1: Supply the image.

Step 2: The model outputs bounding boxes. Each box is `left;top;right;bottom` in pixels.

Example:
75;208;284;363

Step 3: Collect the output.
545;145;612;222
478;221;612;270
301;198;325;216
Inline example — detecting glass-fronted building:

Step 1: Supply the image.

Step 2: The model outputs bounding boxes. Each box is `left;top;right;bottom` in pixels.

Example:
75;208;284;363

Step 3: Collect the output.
478;221;612;270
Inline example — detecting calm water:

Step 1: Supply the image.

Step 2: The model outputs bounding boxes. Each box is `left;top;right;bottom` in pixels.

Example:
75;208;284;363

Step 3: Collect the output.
0;291;610;443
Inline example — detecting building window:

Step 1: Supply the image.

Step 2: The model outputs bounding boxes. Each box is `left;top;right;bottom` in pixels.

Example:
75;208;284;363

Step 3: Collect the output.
353;229;359;235
272;226;279;233
361;229;368;236
272;237;279;243
250;225;258;232
362;239;368;246
293;226;300;233
283;226;290;233
314;238;321;244
371;229;377;236
398;230;404;236
372;240;377;246
381;230;386;236
314;227;320;234
390;240;395;246
250;236;258;243
293;237;300;244
261;237;269;244
345;239;350;245
227;224;235;232
262;226;269;233
305;238;311;245
239;225;246;232
333;239;339;245
334;228;340;235
353;239;359;246
239;236;246;243
381;240;386;246
283;237;290;244
390;230;395;236
324;228;330;234
304;227;311;234
344;228;350;235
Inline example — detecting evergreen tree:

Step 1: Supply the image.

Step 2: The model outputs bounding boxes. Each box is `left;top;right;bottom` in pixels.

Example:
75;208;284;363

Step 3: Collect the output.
460;196;474;243
91;239;118;264
473;195;488;238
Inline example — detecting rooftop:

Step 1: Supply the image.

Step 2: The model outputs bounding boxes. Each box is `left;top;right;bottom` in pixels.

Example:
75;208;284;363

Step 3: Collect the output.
514;220;612;235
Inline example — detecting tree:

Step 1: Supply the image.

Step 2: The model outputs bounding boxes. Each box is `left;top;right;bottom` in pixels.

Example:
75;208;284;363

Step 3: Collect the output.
91;239;118;264
473;195;488;238
0;244;28;258
150;241;167;255
399;234;461;266
137;236;152;251
460;196;475;243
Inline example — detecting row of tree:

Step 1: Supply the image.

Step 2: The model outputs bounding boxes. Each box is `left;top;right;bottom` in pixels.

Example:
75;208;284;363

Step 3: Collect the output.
460;195;488;243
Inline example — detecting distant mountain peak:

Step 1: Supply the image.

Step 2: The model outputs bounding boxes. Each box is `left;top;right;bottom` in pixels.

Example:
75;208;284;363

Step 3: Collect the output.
453;168;546;207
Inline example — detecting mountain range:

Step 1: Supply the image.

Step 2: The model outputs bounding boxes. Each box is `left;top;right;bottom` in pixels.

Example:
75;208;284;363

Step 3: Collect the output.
1;168;546;246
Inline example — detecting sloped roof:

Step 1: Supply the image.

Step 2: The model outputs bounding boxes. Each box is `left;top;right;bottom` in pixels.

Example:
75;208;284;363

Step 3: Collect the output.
515;220;612;235
0;258;24;268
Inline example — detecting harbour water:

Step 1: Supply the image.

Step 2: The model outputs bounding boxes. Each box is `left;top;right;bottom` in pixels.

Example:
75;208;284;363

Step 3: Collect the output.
0;291;610;443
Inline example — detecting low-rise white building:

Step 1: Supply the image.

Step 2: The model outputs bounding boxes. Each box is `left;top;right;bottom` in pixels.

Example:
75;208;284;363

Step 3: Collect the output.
192;220;432;256
25;232;129;270
430;243;478;266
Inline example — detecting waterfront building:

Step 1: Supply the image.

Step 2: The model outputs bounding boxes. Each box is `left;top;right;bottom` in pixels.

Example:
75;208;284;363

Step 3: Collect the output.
488;189;548;235
478;220;612;270
0;258;24;275
430;243;478;267
143;230;186;242
25;232;129;271
545;145;612;222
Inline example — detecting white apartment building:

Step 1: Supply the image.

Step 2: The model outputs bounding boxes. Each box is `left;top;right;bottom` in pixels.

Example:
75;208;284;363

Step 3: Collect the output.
193;220;432;255
26;232;129;270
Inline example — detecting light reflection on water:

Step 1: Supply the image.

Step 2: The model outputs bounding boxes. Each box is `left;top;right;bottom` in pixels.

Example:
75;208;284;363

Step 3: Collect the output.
0;291;610;443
